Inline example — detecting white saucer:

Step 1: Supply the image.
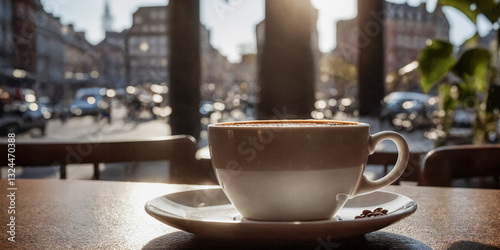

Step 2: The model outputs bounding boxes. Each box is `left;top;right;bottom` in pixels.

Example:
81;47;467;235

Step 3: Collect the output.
145;188;417;240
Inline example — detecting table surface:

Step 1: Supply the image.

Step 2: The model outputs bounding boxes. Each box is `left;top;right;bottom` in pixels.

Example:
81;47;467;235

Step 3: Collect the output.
1;179;499;249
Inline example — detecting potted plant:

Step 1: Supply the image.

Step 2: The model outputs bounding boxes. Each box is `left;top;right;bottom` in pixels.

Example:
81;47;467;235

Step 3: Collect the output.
418;0;500;146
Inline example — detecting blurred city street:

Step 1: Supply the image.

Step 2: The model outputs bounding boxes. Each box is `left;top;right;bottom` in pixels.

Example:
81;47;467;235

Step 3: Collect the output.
1;101;434;183
39;104;171;142
0;0;494;186
2;103;174;182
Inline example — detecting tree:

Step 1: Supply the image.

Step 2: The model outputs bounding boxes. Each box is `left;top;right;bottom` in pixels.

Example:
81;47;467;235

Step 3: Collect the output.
418;0;500;145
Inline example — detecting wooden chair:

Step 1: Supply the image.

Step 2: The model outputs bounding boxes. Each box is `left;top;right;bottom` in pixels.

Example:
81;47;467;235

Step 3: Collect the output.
420;144;500;188
367;151;424;184
0;135;217;184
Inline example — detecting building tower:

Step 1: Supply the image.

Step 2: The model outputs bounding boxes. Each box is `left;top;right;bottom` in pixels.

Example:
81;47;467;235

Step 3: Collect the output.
102;0;113;32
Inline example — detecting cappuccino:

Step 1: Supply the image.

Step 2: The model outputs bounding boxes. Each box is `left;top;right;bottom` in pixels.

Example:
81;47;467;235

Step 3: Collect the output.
208;119;409;221
214;120;358;127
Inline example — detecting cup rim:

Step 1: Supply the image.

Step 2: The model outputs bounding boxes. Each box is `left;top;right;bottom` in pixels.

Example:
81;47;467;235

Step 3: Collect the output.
208;119;369;128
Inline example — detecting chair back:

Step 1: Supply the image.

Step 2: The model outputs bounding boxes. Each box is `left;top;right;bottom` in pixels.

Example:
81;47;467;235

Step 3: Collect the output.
367;151;424;184
0;135;216;184
420;144;500;188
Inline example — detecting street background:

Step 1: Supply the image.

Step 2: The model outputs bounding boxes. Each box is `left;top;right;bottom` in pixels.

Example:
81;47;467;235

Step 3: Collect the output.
0;101;433;184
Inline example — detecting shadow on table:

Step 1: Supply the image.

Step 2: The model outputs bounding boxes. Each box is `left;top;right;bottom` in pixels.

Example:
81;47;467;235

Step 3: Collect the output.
143;231;431;249
446;241;500;250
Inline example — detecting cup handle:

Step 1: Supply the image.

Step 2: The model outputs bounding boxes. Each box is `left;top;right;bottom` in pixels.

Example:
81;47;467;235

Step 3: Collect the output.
352;131;409;197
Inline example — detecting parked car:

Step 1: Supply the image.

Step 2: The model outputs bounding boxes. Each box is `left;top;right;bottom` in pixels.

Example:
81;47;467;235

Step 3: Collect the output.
0;114;26;135
380;92;436;131
451;107;475;128
0;101;50;136
69;87;106;117
0;88;52;136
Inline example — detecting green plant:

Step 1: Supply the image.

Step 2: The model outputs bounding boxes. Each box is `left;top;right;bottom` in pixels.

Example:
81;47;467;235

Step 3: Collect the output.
418;0;500;145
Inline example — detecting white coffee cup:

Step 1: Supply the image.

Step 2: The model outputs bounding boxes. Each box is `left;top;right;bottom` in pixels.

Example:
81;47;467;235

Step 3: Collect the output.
208;120;409;221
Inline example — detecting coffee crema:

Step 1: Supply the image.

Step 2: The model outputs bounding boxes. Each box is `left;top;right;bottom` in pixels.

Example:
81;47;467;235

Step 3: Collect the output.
214;120;359;127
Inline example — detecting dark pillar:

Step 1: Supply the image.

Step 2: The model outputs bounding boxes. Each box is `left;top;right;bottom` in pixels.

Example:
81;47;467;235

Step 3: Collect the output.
257;0;315;119
168;0;201;140
357;0;385;116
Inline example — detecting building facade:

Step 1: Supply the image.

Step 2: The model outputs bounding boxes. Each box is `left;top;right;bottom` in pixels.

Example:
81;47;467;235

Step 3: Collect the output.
0;0;42;90
35;10;65;99
334;2;450;92
1;0;100;103
62;25;98;83
200;26;233;101
126;5;230;92
13;0;39;75
1;1;232;107
0;0;14;85
126;6;169;87
95;31;126;89
384;2;449;87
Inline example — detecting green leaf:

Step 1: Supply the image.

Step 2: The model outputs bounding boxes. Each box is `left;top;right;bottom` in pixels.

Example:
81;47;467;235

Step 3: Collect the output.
438;0;500;24
438;0;479;24
438;84;457;113
478;2;500;24
456;82;478;108
418;40;456;93
490;67;498;83
452;48;491;93
463;32;480;49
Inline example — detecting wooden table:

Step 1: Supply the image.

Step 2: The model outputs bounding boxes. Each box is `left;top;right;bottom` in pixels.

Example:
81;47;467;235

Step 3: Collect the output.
1;180;499;249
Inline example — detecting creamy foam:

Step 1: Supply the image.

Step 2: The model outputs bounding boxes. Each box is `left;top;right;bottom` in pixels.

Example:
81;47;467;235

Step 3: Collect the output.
216;120;359;127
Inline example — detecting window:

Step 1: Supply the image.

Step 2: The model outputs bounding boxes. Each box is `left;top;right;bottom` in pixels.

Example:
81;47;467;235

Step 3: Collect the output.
397;35;406;47
135;16;142;24
158;24;166;32
150;10;157;19
159;37;166;46
158;10;166;19
139;41;149;52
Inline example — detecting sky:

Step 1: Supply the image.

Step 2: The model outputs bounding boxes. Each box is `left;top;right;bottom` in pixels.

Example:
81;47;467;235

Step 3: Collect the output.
41;0;494;63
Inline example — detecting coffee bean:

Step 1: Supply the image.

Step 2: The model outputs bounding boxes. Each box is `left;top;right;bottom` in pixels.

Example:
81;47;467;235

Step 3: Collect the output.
355;208;389;219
